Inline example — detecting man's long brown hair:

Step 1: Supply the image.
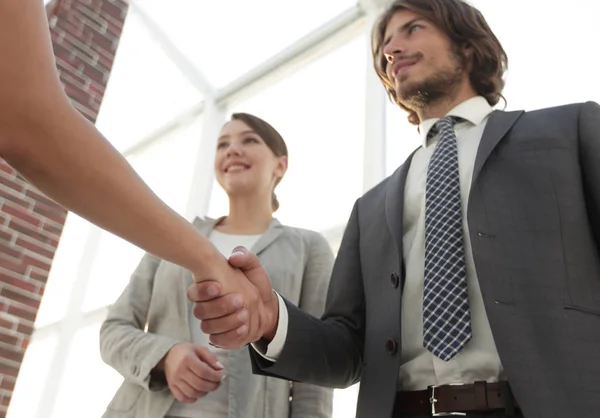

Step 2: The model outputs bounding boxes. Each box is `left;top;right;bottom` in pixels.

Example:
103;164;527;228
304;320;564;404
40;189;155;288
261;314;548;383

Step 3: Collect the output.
372;0;508;125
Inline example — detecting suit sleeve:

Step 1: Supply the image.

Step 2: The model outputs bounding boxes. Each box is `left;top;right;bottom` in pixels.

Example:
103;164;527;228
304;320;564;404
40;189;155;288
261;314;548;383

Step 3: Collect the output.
289;232;335;418
249;200;365;389
578;101;600;249
99;253;181;391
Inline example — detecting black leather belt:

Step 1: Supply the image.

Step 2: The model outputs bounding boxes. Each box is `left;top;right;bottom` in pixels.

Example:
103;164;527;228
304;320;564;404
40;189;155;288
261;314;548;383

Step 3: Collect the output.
394;381;519;417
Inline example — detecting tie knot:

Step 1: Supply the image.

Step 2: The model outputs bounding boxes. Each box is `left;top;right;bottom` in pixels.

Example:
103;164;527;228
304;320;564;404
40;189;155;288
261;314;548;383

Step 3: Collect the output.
426;116;464;142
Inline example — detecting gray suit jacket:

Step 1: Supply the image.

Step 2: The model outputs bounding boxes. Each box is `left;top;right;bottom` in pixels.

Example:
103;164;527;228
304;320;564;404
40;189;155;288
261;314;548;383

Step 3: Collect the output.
100;217;334;418
250;101;600;418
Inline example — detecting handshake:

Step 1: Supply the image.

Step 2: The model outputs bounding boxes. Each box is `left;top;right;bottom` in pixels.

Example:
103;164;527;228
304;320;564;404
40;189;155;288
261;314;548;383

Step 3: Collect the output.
188;245;280;349
159;246;281;404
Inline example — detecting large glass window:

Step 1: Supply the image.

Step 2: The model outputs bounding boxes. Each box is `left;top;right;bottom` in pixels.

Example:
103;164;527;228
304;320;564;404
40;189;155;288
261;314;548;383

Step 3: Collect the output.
6;334;58;418
471;0;600;108
135;0;359;88
49;322;123;418
385;101;420;177
96;8;204;152
34;214;95;327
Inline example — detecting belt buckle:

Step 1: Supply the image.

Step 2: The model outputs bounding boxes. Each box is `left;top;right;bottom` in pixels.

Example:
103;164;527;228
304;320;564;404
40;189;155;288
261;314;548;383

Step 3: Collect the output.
430;384;467;417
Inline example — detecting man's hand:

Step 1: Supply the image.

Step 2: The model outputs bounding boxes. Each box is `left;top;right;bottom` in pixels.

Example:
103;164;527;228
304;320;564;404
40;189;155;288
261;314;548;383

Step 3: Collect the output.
158;343;224;404
192;246;272;347
188;247;279;349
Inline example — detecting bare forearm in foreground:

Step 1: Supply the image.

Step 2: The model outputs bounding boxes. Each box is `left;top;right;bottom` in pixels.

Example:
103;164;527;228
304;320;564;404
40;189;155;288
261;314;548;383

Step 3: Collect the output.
0;0;229;284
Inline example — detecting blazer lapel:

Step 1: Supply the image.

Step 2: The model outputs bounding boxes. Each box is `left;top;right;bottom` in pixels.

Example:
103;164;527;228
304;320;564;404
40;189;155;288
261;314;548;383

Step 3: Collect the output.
385;151;417;255
250;219;284;255
184;216;284;286
192;215;221;236
472;109;524;183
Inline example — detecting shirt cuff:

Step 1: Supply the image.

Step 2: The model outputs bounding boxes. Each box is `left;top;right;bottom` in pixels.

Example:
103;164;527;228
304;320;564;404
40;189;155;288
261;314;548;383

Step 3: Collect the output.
251;291;288;361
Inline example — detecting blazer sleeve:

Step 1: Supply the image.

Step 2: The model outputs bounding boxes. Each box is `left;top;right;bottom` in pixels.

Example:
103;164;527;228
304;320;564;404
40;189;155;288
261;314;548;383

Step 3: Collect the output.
289;232;335;418
99;253;181;391
249;200;365;388
578;101;600;248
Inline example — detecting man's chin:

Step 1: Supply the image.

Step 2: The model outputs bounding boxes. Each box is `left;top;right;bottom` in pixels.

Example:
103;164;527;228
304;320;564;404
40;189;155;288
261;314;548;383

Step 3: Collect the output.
396;82;421;103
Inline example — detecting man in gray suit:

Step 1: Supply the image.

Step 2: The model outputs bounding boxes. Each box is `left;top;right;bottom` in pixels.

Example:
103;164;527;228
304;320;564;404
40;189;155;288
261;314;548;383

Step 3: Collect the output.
187;0;600;417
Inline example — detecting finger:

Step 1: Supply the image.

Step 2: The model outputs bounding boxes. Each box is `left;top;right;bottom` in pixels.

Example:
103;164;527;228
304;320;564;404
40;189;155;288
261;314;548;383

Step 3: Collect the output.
184;369;222;393
228;248;273;303
171;385;197;404
200;309;248;335
192;293;244;320
188;355;225;384
227;246;253;268
187;281;222;302
178;379;205;400
209;326;250;350
193;346;224;371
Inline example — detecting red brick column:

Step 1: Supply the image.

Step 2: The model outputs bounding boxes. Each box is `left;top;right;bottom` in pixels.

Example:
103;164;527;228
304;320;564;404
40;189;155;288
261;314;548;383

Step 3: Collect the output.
0;1;129;415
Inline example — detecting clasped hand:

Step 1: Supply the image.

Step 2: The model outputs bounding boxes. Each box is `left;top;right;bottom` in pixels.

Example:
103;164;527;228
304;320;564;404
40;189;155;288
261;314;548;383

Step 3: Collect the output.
189;246;278;349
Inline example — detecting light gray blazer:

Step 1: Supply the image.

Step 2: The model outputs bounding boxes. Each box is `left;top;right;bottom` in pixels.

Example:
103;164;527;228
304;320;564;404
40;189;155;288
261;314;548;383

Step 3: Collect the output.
99;216;334;418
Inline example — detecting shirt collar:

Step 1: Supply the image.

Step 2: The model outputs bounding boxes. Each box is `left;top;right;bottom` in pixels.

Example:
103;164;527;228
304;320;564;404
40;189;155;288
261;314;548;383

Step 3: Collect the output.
418;96;494;147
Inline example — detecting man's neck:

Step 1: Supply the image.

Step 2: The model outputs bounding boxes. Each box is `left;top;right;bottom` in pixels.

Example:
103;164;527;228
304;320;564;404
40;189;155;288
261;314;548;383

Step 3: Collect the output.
417;87;478;122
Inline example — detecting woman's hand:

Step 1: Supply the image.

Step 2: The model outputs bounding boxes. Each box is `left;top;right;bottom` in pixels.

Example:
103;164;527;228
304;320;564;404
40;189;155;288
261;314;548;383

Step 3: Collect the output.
158;343;224;404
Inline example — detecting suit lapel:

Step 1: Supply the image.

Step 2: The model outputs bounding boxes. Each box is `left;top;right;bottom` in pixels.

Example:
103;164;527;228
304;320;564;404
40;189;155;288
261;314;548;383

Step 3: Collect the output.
385;151;417;254
472;109;524;183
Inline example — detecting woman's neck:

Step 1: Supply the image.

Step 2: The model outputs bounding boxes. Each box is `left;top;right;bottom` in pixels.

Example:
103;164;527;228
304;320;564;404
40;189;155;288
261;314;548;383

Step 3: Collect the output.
215;195;273;235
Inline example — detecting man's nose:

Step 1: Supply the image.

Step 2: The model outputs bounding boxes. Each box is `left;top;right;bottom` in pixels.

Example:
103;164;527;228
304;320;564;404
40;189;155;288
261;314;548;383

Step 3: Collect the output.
383;37;406;64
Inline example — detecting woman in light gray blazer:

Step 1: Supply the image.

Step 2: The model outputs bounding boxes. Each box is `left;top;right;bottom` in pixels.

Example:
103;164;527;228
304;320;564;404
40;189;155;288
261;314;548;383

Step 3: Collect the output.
99;113;334;418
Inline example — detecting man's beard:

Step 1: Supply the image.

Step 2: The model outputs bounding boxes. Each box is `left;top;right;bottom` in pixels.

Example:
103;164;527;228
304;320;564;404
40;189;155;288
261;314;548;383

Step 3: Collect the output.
397;51;466;112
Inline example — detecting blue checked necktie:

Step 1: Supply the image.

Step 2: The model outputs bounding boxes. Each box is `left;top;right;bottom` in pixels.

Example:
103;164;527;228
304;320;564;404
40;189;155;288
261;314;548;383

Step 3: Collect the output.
423;116;472;361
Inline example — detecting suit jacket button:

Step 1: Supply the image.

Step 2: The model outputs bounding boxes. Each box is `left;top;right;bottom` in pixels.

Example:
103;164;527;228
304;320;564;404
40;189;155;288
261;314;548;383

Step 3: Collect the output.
390;273;400;288
385;338;397;355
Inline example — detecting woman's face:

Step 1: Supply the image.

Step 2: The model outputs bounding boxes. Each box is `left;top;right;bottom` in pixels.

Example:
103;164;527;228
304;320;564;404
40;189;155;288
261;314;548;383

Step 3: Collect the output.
214;119;287;199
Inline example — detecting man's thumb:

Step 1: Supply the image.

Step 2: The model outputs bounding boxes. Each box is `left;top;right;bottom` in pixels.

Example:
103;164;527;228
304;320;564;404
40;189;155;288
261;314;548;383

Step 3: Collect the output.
228;246;272;303
228;246;259;271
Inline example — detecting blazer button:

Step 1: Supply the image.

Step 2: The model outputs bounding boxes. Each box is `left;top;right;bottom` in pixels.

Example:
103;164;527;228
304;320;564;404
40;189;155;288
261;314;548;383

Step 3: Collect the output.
385;338;397;355
390;272;400;288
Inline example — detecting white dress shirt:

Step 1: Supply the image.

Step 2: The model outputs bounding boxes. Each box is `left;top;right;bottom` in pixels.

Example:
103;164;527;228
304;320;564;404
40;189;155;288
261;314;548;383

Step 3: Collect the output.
253;96;505;391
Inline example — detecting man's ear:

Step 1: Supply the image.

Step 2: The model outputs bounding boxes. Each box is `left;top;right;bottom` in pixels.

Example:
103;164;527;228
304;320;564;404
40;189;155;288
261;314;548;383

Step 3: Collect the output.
462;43;474;72
463;43;474;60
